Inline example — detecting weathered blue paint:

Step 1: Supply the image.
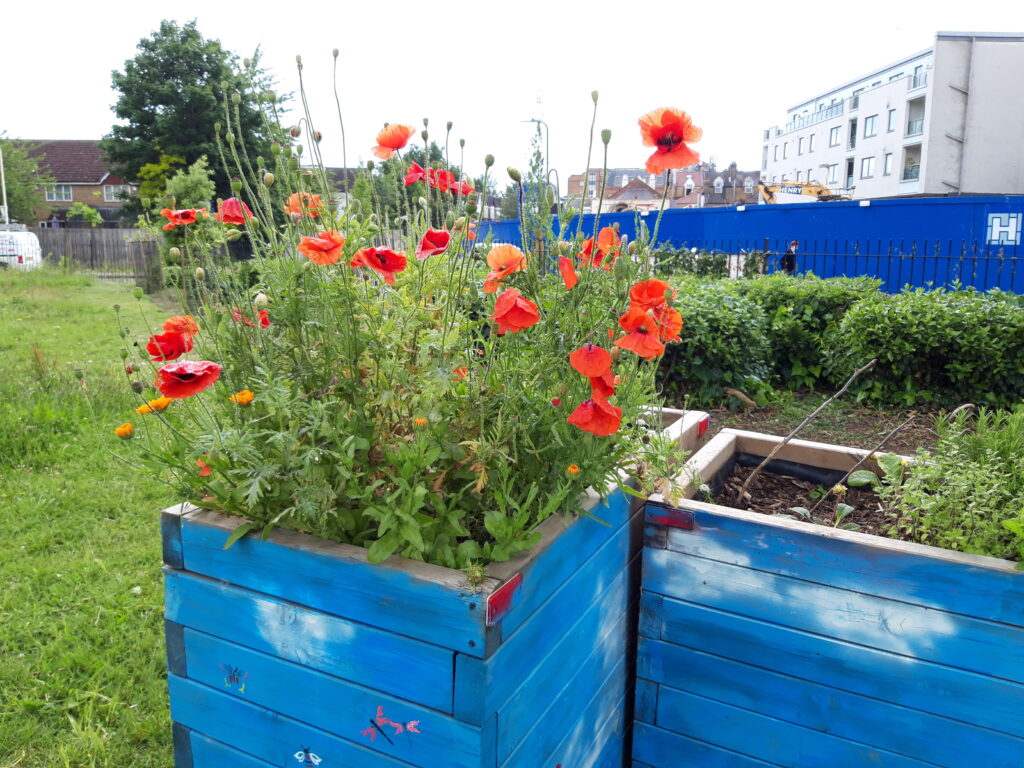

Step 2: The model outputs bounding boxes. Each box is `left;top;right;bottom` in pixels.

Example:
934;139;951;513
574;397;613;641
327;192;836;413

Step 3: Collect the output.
189;730;277;767
164;569;454;713
161;506;184;569
177;513;488;656
634;501;1024;765
543;691;627;768
181;628;482;768
165;620;187;678
172;722;193;768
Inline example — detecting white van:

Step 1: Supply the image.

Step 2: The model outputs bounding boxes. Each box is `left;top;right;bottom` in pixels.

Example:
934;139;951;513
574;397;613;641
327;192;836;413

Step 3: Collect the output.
0;229;43;270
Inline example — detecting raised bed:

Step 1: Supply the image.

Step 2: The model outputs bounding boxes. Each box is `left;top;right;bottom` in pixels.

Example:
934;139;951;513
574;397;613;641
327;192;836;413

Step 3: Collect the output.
163;408;710;768
633;428;1024;768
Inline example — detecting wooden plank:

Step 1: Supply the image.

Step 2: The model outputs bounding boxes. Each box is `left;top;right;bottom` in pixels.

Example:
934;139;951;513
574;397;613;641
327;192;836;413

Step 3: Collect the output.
454;514;636;724
495;587;632;760
180;629;481;768
633;678;658;724
500;657;627;768
484;486;632;645
169;674;425;768
189;731;277;767
638;593;662;639
164;569;453;713
543;691;627;768
178;507;496;656
643;546;1024;683
657;506;1024;626
638;637;1024;767
632;721;779;768
165;620;187;678
726;428;915;471
649;592;1024;739
658;431;736;500
161;503;187;569
656;684;934;767
173;722;193;768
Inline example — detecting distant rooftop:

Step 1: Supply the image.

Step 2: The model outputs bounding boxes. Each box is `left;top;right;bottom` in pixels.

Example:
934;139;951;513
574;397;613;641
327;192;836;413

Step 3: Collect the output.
25;140;122;184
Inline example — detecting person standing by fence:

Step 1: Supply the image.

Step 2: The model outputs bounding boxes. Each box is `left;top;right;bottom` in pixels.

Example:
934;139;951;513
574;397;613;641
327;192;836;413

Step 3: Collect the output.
781;239;798;274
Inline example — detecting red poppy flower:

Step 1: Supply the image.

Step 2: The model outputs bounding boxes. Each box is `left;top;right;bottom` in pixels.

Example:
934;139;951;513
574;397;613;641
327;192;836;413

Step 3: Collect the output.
569;343;612;378
654;305;683;343
589;370;618;399
404;162;427;186
146;330;193;362
230;308;271;328
416;229;451;260
456;179;474;196
558;256;578;290
579;226;620;269
484;244;527;293
163;315;200;338
160;208;204;231
638;107;702;175
614;307;666;359
567;395;622;436
284;192;323;219
298;230;346;266
428;168;456;193
490;288;540;334
215;198;254;225
196;457;212;477
372;124;415;159
629;279;674;310
154;360;222;399
350;247;408;285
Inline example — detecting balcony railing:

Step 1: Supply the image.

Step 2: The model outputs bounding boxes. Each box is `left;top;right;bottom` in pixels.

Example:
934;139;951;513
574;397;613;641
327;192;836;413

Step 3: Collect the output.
848;134;857;150
906;119;924;136
779;103;844;135
909;73;928;90
902;165;921;181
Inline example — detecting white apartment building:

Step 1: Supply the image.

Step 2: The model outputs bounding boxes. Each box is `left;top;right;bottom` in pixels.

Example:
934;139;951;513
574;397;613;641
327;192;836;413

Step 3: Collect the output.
761;32;1024;199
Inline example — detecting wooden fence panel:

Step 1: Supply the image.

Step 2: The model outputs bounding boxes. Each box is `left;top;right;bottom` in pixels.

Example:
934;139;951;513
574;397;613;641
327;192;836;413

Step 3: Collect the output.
35;227;161;290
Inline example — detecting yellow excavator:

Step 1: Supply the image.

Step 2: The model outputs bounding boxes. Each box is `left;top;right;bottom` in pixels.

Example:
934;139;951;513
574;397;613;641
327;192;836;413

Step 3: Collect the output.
757;181;852;204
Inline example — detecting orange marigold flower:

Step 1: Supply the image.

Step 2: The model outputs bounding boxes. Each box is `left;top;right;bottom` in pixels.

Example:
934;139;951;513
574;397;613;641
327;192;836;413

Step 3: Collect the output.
567;395;622;436
566;464;580;476
638;107;702;175
284;192;323;219
569;343;612;378
490;288;540;335
452;366;468;381
350;247;407;285
135;404;153;415
614;307;666;360
229;389;255;406
483;244;527;293
114;422;134;439
629;279;674;310
413;417;429;427
298;230;346;266
196;457;212;477
372;123;415;159
149;396;173;411
558;255;578;290
163;315;200;337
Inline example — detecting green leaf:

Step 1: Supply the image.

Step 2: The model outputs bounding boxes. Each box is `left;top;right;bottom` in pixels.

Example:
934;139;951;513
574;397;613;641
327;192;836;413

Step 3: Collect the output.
847;470;879;488
788;506;811;518
222;522;256;550
367;531;402;563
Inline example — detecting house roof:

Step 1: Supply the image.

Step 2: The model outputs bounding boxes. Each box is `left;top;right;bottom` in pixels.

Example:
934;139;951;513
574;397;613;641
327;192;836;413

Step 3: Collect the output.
608;176;659;200
26;140;120;184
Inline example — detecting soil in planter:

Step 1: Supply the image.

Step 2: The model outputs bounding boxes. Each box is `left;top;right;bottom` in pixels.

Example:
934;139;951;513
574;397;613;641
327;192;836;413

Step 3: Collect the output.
716;463;894;537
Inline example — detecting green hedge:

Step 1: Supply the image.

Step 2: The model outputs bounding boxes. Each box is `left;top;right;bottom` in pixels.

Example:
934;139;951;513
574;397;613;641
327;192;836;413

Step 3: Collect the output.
830;288;1024;407
730;274;881;388
660;277;773;407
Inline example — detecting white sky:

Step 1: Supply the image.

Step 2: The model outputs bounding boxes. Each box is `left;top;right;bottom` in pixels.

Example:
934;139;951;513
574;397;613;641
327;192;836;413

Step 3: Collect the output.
3;0;1022;192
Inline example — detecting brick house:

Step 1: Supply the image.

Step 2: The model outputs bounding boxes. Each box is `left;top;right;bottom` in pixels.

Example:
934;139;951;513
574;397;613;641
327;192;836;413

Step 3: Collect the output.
28;140;135;226
567;163;760;210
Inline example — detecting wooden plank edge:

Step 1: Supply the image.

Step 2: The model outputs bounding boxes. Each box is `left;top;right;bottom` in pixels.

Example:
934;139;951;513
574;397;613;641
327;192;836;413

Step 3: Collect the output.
171;721;193;768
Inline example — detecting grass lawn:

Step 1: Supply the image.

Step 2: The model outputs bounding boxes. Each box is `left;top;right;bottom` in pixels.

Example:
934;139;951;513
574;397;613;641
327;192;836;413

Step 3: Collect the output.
0;270;176;766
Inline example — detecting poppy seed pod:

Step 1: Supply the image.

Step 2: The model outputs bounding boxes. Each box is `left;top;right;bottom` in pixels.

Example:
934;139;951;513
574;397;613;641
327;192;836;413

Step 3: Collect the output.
288;158;299;171
121;353;130;364
484;154;494;168
265;91;277;104
446;121;453;131
169;247;181;259
282;144;292;157
243;58;251;69
591;90;599;103
214;122;221;134
507;167;522;183
421;130;429;142
332;48;339;58
230;178;242;193
226;229;242;242
270;142;281;155
263;172;275;187
296;145;303;156
295;54;302;65
231;92;241;105
131;381;144;394
601;129;611;145
423;117;429;127
459;138;465;148
195;267;205;280
366;160;374;171
225;132;235;143
465;200;477;215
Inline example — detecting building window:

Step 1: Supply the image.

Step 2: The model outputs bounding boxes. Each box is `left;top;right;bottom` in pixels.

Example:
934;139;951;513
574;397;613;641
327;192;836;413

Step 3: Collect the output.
781;174;788;182
864;115;877;138
807;169;813;182
773;145;779;161
783;142;788;160
744;178;754;193
827;164;838;184
861;157;875;179
796;171;802;181
45;184;73;202
797;137;804;155
884;153;894;176
829;126;841;147
888;109;897;132
714;177;724;194
103;184;132;202
762;146;769;169
808;134;816;153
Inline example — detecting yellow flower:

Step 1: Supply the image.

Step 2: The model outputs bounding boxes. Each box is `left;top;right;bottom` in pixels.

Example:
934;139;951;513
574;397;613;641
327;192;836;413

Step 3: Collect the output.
135;404;154;415
114;423;134;439
832;483;847;496
413;417;429;428
566;464;580;476
229;389;255;406
149;396;173;411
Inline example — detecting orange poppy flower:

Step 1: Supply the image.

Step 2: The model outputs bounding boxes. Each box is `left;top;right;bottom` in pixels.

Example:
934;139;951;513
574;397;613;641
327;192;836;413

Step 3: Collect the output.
452;366;468;381
567;395;622;436
163;315;200;338
579;226;620;269
490;288;540;335
196;456;212;477
159;208;205;231
484;244;527;293
454;220;477;240
569;343;612;378
350;247;408;285
372;124;415;159
654;305;684;343
638;107;702;175
614;307;666;359
416;229;451;260
284;192;323;219
629;279;674;310
558;256;578;290
298;230;346;266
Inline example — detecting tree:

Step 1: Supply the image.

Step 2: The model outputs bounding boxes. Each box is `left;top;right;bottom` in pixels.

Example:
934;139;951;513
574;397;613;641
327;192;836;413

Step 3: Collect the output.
100;20;281;202
0;136;53;223
498;184;519;219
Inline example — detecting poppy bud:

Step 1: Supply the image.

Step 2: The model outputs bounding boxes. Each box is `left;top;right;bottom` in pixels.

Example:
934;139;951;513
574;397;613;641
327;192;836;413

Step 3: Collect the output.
332;48;339;58
422;117;429;127
421;130;429;142
226;132;235;143
314;131;322;143
466;201;478;216
230;178;242;193
295;54;302;65
445;211;456;229
507;167;522;183
484;154;494;168
266;91;277;104
263;172;275;187
601;129;611;145
283;144;292;157
231;92;241;105
243;58;251;69
418;197;428;208
563;206;577;221
119;328;128;338
454;216;466;228
253;293;269;309
195;267;206;280
459;138;465;148
288;158;299;171
290;125;302;138
611;348;622;363
74;369;84;380
226;229;243;242
591;90;599;103
551;397;561;406
664;288;674;306
169;247;181;259
214;122;222;134
131;381;144;394
628;241;636;255
446;121;453;131
614;256;629;279
132;287;143;300
296;145;303;156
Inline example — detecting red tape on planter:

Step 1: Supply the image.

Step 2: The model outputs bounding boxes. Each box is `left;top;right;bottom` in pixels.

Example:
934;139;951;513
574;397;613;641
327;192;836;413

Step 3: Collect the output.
486;572;523;626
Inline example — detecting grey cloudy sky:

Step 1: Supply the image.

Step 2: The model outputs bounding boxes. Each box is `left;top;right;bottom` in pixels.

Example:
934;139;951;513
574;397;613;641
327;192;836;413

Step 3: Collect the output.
3;0;1022;191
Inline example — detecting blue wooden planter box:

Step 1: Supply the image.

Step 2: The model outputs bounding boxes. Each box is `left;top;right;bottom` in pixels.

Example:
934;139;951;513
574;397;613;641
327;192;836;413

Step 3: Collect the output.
162;409;709;768
632;429;1024;768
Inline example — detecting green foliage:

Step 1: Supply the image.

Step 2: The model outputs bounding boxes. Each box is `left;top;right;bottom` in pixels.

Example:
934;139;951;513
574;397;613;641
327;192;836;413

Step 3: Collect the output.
730;274;881;388
0;135;54;223
659;277;773;407
498;183;519;219
136;151;186;203
164;156;216;209
654;246;731;278
880;409;1024;561
100;20;283;199
65;201;104;228
831;287;1024;407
